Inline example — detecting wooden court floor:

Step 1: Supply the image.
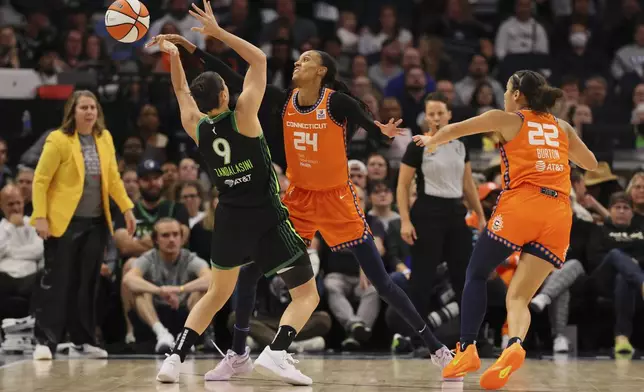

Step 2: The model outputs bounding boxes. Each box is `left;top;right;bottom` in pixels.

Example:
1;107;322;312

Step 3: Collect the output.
1;354;644;392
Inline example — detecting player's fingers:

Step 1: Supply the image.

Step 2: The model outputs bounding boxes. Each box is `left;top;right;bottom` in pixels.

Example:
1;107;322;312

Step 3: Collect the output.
190;26;204;34
388;117;394;124
412;227;417;240
188;10;207;25
205;0;214;16
374;120;383;128
191;2;207;17
394;119;403;126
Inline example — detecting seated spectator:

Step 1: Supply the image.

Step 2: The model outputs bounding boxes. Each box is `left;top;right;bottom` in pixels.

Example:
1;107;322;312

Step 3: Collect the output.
367;38;402;91
626;172;644;227
0;185;43;306
368;180;401;233
585;192;644;354
176;180;213;262
260;0;317;48
161;161;179;201
337;10;359;54
123;218;211;353
494;0;549;60
348;159;368;190
611;20;644;81
384;47;436;103
358;4;413;56
118;135;144;173
0;137;12;190
584;162;623;208
321;185;385;350
572;169;609;223
380;97;413;170
554;22;608;84
454;54;504;108
121;168;140;203
15;166;33;217
366;152;390;186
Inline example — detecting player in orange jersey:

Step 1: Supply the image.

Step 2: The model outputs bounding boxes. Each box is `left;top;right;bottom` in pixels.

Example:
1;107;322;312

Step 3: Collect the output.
149;31;460;379
413;70;598;390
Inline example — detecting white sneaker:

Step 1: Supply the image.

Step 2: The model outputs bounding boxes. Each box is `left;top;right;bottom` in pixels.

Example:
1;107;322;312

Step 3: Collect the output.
289;337;325;353
69;344;108;359
246;336;259;351
156;332;175;354
553;335;570;353
501;334;510;349
530;293;551;313
33;344;53;360
253;346;312;385
204;347;253;381
431;346;463;382
157;353;181;383
2;316;35;333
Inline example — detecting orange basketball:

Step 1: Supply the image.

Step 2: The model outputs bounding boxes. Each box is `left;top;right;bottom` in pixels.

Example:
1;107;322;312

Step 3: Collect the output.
105;0;150;43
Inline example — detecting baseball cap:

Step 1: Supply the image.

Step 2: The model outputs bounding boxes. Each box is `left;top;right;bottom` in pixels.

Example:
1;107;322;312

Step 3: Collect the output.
478;182;500;200
137;159;163;177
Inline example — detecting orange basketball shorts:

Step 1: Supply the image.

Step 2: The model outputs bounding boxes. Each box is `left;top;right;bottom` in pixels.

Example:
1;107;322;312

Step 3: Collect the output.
487;186;572;268
281;182;372;250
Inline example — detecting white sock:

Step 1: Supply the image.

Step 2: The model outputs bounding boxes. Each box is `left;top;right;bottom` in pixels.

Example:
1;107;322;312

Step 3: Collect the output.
152;322;168;337
530;293;551;311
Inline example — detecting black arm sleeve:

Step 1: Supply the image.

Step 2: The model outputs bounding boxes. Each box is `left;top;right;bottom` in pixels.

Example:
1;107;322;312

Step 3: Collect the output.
192;48;288;107
328;92;390;143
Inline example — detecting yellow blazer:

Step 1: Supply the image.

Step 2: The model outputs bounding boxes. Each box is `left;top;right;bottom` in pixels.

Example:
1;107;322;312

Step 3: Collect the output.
31;129;134;237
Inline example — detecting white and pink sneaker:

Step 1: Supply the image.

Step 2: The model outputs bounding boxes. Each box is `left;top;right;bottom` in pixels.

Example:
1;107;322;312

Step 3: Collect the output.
204;346;253;381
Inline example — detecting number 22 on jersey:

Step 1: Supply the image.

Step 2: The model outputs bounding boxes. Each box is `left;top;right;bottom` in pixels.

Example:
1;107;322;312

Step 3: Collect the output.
527;121;559;147
293;131;319;152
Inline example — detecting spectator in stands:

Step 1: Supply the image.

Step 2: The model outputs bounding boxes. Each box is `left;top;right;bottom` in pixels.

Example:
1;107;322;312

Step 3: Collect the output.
260;0;317;48
123;218;211;353
494;0;549;60
322;186;384;350
368;180;400;232
31;90;135;360
350;54;368;79
121;168;140;203
219;0;259;44
561;75;581;105
366;152;389;184
175;180;207;230
556;22;608;84
178;158;199;182
417;35;456;82
626;172;644;226
114;159;190;342
267;38;296;89
470;81;499;113
20;8;56;65
586;192;644;354
187;186;216;262
337;10;359;54
79;33;112;74
161;161;179;201
386;47;437;101
607;0;643;59
349;159;368;189
0;137;12;189
0;25;24;68
454;54;504;108
368;38;402;91
136;104;172;164
612;20;644;80
583;75;608;110
58;29;83;70
359;4;413;56
568;104;593;136
146;0;205;51
351;76;375;100
584;162;623;208
380;97;413;170
0;185;42;305
118;135;144;173
35;46;60;85
15;166;33;216
572;166;609;222
398;66;430;135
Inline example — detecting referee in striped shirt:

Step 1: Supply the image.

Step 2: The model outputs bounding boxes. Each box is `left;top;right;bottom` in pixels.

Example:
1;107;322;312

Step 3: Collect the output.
396;92;485;326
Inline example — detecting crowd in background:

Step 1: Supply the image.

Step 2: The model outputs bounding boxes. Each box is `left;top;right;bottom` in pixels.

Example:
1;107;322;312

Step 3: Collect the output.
1;0;644;357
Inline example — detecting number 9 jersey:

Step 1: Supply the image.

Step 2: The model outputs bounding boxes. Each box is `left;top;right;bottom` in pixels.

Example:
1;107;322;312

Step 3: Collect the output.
501;110;571;196
283;88;348;191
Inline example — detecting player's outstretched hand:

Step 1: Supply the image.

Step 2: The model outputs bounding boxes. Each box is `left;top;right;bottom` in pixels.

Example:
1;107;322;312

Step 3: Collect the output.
374;118;404;137
146;34;196;53
190;0;223;39
158;37;179;56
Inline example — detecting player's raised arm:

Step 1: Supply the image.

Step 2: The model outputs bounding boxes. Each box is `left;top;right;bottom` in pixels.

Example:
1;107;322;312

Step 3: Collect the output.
189;1;266;137
149;38;204;144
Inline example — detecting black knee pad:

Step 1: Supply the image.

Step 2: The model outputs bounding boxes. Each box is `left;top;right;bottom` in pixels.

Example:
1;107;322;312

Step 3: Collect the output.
277;252;314;289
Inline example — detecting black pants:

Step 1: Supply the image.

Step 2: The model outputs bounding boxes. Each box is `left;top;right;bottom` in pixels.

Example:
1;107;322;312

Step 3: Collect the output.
409;196;472;320
0;272;38;299
33;217;107;348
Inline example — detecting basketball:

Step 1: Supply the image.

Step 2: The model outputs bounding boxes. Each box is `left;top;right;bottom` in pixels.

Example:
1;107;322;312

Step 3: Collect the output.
105;0;150;43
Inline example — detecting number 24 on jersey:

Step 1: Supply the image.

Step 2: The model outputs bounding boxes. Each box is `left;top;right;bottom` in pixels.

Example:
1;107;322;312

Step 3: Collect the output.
293;131;318;152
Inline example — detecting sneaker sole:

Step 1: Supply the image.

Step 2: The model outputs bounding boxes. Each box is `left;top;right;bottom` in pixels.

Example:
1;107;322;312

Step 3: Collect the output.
479;349;525;390
156;372;179;383
254;360;312;386
204;362;254;381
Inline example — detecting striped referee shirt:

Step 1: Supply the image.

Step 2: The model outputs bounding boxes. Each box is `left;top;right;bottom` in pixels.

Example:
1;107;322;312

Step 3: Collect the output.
401;139;469;199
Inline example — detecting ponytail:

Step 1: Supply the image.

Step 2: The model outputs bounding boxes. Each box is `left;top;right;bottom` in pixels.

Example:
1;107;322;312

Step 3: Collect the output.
510;70;563;112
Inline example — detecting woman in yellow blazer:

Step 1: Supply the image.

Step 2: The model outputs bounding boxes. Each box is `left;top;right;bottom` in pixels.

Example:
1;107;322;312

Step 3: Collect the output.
31;90;136;360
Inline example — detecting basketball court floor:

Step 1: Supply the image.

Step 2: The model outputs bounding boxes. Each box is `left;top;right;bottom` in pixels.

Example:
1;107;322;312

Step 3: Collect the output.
1;353;643;392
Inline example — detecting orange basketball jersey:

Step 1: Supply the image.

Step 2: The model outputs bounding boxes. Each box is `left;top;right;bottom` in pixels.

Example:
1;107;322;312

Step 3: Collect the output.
500;110;571;195
283;88;348;190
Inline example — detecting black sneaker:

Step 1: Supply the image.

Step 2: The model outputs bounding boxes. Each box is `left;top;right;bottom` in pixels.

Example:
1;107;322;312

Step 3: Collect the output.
341;337;361;351
349;322;372;343
391;334;413;354
412;345;431;358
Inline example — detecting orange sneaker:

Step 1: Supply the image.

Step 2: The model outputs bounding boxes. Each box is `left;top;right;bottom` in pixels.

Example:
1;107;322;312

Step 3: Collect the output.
479;342;526;390
442;343;481;380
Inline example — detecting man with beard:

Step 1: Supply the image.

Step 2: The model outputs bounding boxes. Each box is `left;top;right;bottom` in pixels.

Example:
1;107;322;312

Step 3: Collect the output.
398;66;430;135
113;159;190;344
453;54;505;108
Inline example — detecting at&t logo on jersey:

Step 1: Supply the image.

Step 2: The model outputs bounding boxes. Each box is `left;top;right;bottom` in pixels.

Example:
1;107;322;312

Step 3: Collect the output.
535;160;565;172
491;215;504;232
224;174;251;187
